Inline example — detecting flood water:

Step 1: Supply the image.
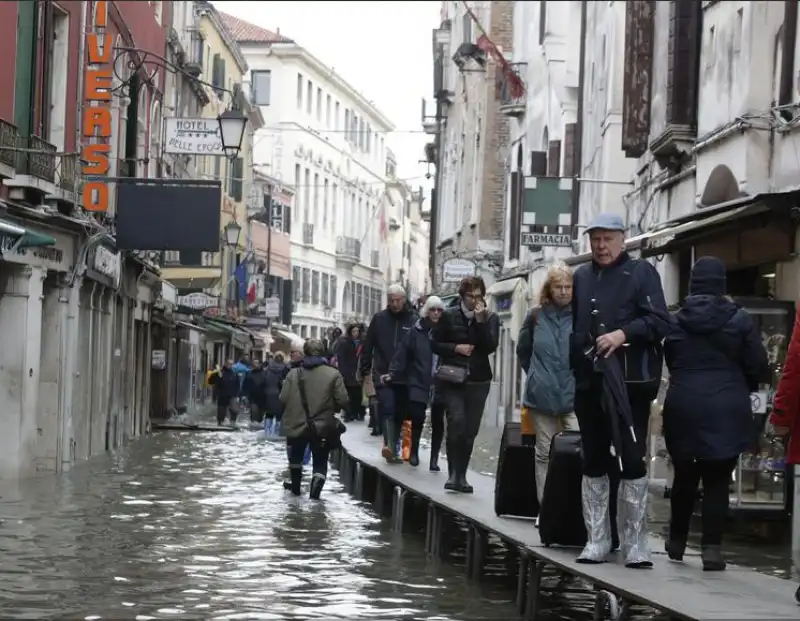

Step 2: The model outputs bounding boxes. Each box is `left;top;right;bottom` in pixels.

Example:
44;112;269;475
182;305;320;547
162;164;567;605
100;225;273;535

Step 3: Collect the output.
0;430;526;620
0;422;790;620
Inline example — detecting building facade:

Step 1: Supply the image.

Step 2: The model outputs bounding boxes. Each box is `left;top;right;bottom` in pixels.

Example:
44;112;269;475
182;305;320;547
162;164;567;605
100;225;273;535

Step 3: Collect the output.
384;149;431;302
0;0;171;478
222;13;395;336
428;0;514;292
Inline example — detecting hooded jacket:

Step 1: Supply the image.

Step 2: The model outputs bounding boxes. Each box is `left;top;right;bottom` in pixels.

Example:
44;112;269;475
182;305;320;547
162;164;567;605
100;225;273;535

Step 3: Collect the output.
360;304;418;381
663;257;769;461
279;356;349;439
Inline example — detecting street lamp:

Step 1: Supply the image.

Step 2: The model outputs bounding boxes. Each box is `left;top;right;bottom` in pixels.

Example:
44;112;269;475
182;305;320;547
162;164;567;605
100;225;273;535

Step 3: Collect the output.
217;108;247;160
223;220;241;248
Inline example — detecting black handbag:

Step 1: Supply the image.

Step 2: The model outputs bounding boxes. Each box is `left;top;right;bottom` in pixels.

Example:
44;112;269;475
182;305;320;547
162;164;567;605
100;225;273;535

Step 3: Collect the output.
435;363;469;384
298;369;347;446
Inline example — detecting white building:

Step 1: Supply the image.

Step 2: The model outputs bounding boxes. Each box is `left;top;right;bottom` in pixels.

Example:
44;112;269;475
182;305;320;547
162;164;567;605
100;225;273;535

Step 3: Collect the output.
384;150;431;303
221;14;394;336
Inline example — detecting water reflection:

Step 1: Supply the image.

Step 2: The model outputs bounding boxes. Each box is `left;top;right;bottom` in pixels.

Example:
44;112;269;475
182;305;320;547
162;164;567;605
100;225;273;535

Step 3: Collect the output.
0;431;524;620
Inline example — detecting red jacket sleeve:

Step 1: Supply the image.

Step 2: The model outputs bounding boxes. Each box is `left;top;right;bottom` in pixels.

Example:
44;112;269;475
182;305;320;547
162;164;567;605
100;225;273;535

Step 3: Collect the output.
771;306;800;427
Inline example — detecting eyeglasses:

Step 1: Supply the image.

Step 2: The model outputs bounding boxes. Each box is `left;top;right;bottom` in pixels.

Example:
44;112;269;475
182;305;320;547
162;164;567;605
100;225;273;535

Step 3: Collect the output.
429;308;444;313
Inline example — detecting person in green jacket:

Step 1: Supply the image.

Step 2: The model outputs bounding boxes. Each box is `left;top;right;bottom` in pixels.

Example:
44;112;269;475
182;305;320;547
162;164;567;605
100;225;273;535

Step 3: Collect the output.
279;338;349;499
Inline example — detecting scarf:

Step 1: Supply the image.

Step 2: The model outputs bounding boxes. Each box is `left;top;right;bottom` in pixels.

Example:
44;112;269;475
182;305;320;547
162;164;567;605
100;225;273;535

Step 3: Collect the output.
461;301;474;322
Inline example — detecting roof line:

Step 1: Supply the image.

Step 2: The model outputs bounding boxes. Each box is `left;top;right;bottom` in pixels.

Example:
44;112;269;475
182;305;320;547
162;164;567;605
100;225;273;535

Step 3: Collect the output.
242;43;395;132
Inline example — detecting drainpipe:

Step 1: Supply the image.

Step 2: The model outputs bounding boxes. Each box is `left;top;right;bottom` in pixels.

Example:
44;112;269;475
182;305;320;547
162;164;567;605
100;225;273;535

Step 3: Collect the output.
572;0;588;230
428;98;443;289
73;0;88;208
779;0;797;109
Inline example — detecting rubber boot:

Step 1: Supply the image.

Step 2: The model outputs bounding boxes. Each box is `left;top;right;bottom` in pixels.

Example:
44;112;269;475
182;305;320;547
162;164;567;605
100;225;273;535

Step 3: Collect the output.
284;466;302;496
457;440;474;494
409;422;423;467
665;527;687;562
309;473;326;500
576;475;613;564
381;418;402;464
444;439;458;491
618;477;653;568
701;545;726;571
430;426;442;472
401;420;412;462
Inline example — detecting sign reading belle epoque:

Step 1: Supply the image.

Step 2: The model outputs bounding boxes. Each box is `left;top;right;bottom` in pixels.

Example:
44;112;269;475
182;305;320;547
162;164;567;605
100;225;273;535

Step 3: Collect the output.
82;0;112;212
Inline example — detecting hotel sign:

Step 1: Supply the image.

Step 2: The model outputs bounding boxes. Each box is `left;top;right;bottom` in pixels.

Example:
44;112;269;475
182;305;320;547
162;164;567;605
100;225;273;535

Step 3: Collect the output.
82;0;112;212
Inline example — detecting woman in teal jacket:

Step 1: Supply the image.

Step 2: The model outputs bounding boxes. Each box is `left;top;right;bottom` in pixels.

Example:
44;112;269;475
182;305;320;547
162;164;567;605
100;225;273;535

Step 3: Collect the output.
516;262;578;504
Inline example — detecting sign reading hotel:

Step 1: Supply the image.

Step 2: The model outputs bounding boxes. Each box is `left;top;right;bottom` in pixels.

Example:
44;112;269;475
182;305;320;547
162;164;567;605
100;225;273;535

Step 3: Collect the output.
82;0;112;212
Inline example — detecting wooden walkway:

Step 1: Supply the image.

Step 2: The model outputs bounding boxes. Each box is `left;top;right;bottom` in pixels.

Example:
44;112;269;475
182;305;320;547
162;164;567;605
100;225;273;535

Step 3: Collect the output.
150;419;237;432
338;424;798;620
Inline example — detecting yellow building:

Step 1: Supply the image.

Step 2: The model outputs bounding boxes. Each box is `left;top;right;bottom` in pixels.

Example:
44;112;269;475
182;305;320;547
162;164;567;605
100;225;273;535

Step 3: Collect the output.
161;1;262;315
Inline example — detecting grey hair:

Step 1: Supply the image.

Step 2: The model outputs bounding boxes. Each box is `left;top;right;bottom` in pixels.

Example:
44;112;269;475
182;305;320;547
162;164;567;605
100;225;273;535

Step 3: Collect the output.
387;283;407;297
303;338;326;357
422;295;445;317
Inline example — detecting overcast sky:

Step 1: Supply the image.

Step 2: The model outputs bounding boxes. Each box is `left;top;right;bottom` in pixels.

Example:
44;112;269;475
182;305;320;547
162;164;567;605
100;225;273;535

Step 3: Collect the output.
212;1;441;193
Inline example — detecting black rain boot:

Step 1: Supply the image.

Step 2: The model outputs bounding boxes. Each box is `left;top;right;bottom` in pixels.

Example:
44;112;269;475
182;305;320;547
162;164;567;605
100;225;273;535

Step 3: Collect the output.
430;427;442;472
457;440;474;494
444;440;459;491
665;527;687;562
309;473;326;500
701;545;726;571
284;467;302;496
409;422;423;467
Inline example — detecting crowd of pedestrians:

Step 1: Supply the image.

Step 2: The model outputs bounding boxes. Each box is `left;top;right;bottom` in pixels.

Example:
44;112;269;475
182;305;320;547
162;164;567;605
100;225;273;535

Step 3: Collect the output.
208;210;783;576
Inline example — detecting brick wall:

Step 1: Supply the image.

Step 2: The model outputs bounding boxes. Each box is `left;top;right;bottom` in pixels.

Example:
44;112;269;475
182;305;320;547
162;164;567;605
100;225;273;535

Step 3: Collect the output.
478;0;513;242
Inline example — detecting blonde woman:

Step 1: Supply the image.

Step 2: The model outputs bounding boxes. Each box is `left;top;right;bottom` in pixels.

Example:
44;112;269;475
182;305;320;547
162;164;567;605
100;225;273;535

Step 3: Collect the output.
516;262;579;504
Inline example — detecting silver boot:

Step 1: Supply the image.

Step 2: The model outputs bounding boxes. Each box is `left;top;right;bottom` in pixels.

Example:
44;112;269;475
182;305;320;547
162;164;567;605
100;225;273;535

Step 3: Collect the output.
576;475;613;564
618;477;653;568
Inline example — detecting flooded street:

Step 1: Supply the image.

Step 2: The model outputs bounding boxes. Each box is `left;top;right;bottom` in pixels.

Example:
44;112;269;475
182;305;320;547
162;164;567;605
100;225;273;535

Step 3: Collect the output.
0;421;792;620
0;430;522;621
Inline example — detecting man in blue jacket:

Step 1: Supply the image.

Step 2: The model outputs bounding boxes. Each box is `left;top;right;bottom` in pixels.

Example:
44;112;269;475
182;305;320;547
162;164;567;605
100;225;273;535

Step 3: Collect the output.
570;213;670;569
361;284;418;463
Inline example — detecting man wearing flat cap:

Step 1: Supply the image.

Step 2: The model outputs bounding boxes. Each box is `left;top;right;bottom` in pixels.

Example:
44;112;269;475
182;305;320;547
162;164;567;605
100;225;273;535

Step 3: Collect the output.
570;213;670;568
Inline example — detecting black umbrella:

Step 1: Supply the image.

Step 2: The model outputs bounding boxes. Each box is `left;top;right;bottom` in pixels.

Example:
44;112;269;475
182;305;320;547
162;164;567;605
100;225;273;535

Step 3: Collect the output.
590;299;638;472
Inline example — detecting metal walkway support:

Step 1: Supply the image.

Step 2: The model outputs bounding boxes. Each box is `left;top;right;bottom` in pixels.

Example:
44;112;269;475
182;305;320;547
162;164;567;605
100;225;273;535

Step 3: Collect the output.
594;589;621;621
391;486;406;532
465;524;488;580
522;559;545;621
353;462;364;499
425;503;443;558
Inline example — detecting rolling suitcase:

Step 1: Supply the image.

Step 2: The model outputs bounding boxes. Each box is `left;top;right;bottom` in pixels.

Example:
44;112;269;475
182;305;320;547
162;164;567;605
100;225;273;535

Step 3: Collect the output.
494;422;539;518
538;430;586;547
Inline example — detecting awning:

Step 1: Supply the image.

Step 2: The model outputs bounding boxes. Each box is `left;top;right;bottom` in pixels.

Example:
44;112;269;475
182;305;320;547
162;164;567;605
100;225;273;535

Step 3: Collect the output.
175;320;206;332
161;265;222;289
205;319;253;350
634;203;768;256
0;218;56;250
273;328;305;349
487;276;527;298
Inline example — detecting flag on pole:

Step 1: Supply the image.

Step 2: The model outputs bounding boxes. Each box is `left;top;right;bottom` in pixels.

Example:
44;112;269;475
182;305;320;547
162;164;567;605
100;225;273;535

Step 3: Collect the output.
247;280;257;304
379;202;389;242
465;2;526;99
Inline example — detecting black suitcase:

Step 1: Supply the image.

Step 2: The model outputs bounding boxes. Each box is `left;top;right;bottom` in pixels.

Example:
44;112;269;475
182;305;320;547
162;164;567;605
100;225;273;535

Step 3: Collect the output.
538;430;587;547
494;422;539;518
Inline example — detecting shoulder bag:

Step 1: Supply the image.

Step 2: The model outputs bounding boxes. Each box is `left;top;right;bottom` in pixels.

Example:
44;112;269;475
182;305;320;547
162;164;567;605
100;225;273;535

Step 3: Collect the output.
298;369;346;445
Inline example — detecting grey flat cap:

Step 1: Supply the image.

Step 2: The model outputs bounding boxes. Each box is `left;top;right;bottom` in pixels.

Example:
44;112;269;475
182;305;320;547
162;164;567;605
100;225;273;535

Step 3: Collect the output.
584;212;625;234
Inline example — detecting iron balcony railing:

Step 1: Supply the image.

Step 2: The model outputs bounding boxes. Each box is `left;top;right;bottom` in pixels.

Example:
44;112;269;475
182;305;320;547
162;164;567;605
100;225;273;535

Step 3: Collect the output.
499;62;527;109
57;153;78;191
0;118;19;169
302;222;314;245
17;134;56;183
335;236;361;261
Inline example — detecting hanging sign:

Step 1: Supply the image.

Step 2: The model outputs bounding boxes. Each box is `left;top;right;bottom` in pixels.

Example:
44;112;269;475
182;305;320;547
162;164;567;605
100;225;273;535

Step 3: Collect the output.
442;258;475;283
82;0;112;212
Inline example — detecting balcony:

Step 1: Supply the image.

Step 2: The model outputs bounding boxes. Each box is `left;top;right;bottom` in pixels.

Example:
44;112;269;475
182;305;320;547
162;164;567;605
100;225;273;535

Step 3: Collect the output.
162;255;223;290
498;63;527;118
4;134;78;205
0;118;18;178
335;235;361;266
302;223;314;246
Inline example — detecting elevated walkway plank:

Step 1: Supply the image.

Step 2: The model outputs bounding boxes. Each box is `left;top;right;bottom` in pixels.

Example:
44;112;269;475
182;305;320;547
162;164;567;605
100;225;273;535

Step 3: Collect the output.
341;425;798;620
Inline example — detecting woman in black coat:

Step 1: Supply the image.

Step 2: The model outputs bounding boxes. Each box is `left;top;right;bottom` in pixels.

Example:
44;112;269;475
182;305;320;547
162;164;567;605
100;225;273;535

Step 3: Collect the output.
335;324;365;422
386;295;446;468
663;256;768;571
